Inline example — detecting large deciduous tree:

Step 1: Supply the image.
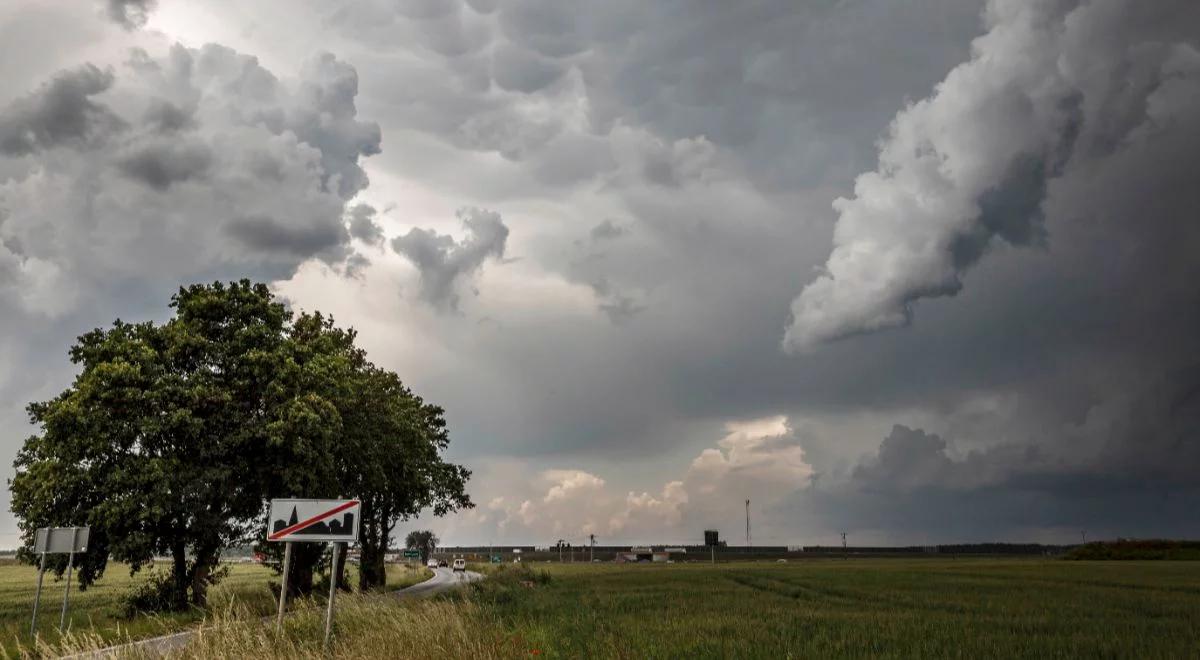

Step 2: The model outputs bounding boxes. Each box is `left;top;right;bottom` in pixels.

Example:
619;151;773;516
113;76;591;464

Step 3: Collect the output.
11;280;471;608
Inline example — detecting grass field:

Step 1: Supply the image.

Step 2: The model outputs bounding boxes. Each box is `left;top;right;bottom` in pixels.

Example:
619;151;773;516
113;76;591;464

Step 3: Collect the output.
470;560;1200;658
12;558;1200;658
0;559;431;657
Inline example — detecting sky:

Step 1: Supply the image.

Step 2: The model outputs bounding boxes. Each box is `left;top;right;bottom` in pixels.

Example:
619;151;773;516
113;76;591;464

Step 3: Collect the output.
0;0;1197;549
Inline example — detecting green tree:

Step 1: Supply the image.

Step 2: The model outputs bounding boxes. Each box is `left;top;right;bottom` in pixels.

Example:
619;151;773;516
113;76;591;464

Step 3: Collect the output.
11;281;327;608
12;280;473;607
405;530;440;565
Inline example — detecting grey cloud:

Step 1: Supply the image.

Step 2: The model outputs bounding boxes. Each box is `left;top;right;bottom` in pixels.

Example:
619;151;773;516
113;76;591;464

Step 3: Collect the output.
391;207;509;310
786;363;1200;541
225;215;348;258
142;99;196;133
116;138;213;190
105;0;157;30
347;203;385;245
598;293;645;325
589;219;626;241
0;64;125;155
394;0;457;20
491;43;565;94
0;43;380;322
783;0;1200;352
274;51;382;199
464;0;498;14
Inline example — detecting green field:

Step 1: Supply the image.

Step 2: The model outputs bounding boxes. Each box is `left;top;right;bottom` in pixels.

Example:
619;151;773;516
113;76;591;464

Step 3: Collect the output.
469;560;1200;658
0;559;431;657
9;558;1200;658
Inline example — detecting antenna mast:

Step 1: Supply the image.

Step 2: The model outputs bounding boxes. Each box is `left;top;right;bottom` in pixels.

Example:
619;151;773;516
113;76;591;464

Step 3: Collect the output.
745;499;751;547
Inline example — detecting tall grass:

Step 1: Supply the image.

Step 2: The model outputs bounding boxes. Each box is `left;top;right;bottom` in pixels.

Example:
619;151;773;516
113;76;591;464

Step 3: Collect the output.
19;560;1200;658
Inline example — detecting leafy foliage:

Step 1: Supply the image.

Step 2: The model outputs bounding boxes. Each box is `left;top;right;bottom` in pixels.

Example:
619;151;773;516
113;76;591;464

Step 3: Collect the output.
10;280;472;611
405;530;440;564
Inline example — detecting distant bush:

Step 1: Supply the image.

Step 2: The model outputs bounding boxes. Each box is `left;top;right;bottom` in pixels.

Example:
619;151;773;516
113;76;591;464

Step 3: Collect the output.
119;569;181;618
119;564;231;617
1064;540;1200;560
458;563;551;607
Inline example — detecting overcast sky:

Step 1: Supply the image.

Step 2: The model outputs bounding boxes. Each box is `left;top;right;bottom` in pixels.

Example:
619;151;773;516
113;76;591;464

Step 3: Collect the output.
1;0;1197;549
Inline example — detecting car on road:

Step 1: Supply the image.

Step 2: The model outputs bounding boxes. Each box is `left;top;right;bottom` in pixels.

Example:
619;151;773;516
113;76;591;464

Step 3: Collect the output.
427;559;439;569
438;559;448;567
452;558;466;572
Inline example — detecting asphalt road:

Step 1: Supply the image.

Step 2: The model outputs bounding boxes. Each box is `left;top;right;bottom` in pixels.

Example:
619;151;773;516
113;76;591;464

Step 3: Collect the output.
63;566;481;659
398;566;483;597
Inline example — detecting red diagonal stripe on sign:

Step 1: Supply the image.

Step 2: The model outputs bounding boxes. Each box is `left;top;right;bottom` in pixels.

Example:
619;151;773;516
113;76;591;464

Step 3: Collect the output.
269;500;359;540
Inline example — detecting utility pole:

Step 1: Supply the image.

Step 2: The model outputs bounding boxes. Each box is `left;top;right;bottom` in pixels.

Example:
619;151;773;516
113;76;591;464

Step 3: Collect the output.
1081;530;1087;545
589;534;595;563
745;499;751;547
841;531;847;560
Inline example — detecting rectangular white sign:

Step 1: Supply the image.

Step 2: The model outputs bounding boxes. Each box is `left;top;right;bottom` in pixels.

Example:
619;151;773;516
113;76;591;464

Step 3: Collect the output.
267;499;360;542
34;527;89;554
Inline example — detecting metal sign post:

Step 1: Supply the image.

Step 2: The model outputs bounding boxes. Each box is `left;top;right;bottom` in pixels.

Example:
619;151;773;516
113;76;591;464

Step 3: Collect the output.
59;527;78;630
324;542;342;649
29;526;89;636
276;541;293;631
267;499;359;646
30;551;47;637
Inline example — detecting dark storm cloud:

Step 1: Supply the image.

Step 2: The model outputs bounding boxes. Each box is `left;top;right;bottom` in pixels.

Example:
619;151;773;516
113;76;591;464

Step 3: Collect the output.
391;207;508;310
0;42;381;335
105;0;157;30
783;0;1200;352
0;64;125;155
225;215;348;258
491;43;565;94
793;363;1200;540
142;99;196;133
589;219;626;241
346;203;385;245
116;138;213;190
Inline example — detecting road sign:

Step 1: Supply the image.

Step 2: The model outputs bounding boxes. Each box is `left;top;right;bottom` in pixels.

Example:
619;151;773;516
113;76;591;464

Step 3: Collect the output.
403;549;420;558
30;526;89;636
35;527;89;554
267;499;360;543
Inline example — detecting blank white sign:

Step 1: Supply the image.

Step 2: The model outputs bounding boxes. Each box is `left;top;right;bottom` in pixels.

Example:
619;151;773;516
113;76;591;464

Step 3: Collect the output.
34;527;89;554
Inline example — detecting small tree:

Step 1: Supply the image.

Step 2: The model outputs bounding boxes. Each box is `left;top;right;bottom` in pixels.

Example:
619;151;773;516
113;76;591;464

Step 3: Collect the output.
406;530;439;564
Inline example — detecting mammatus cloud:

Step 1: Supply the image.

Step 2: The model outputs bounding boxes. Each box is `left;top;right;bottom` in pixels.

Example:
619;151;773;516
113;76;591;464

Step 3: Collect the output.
391;207;509;310
0;65;125;155
783;0;1200;351
0;43;380;314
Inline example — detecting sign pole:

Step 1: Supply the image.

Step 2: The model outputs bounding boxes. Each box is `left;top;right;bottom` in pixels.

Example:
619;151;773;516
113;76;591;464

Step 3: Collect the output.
276;541;293;631
59;527;78;630
324;542;341;649
30;551;47;637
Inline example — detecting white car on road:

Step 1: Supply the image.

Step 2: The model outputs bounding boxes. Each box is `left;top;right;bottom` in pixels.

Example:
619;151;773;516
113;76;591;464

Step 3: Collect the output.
452;558;466;572
427;559;439;569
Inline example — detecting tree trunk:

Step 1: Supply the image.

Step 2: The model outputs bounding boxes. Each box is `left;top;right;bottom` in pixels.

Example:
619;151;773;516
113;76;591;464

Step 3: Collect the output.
288;543;322;597
334;542;351;592
357;503;389;591
171;541;189;611
358;532;387;591
190;543;219;607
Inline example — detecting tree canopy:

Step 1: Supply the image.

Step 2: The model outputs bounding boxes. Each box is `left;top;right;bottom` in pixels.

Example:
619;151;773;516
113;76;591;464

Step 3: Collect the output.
405;530;440;564
10;280;472;608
